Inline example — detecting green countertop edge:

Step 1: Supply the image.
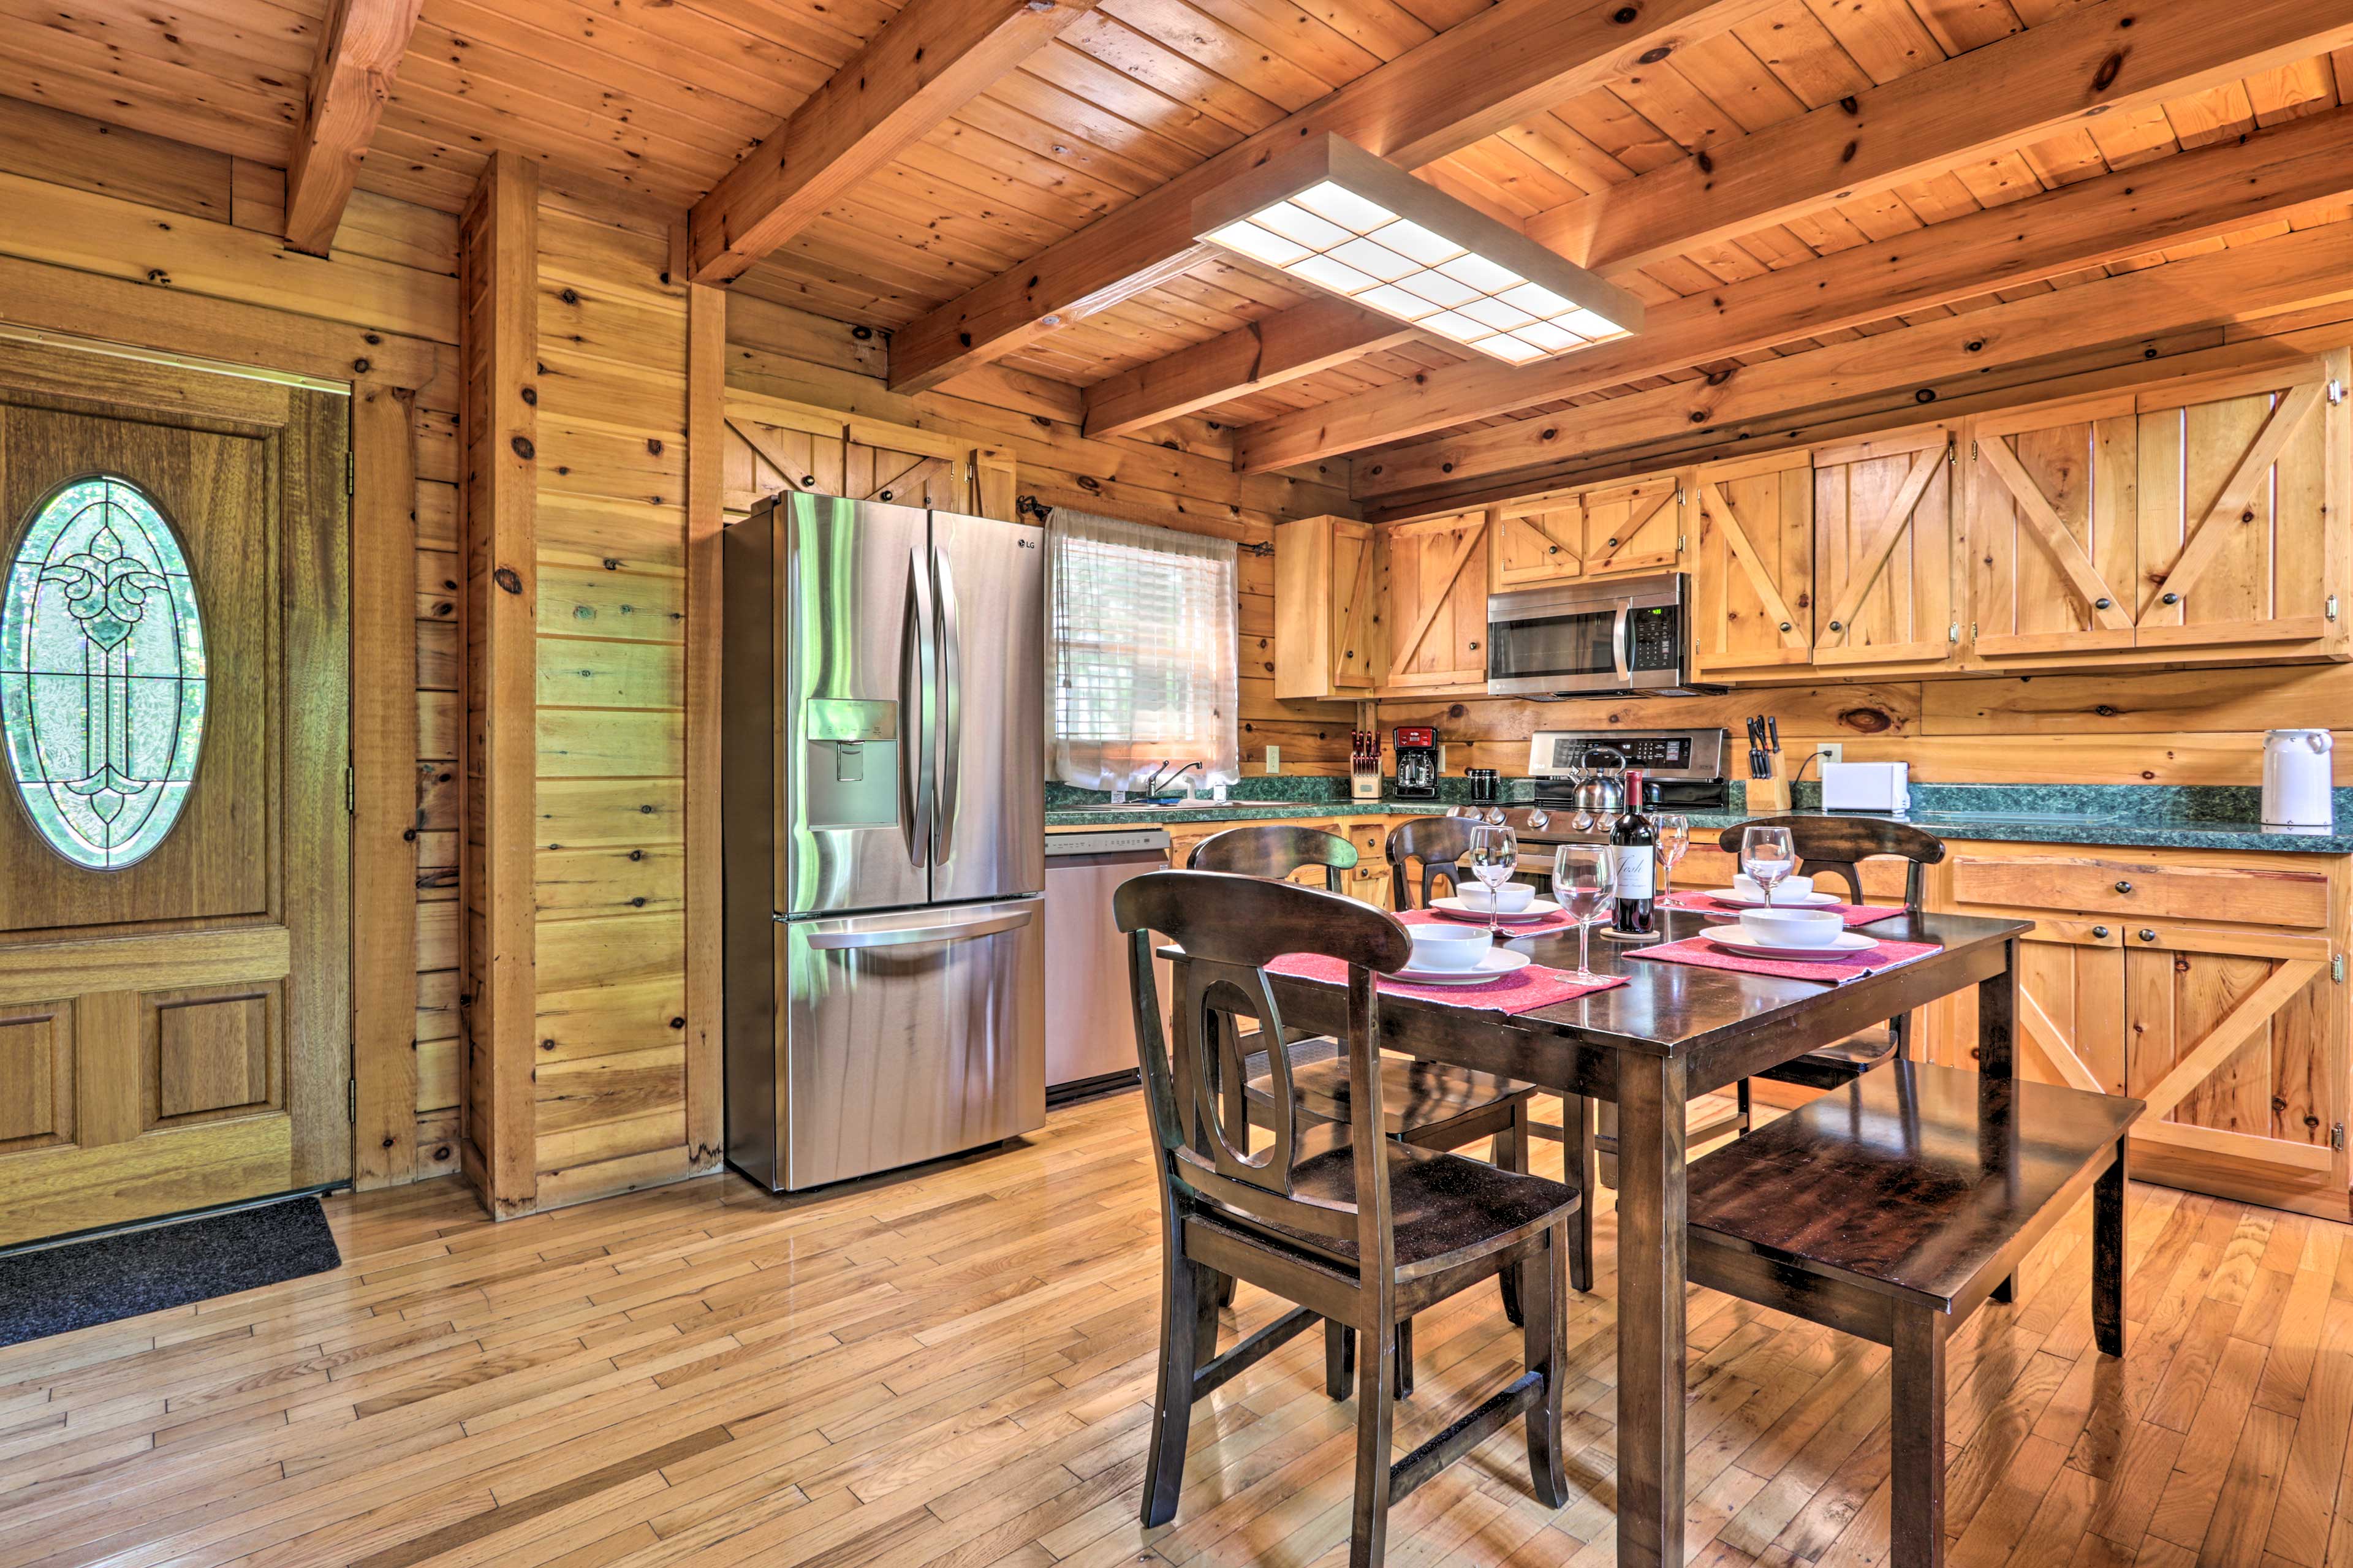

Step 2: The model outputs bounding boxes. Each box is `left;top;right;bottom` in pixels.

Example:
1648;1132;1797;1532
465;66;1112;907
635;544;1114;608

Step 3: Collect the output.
1045;801;2353;854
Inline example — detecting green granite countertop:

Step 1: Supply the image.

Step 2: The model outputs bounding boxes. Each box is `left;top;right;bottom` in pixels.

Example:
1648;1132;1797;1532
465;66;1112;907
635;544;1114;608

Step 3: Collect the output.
1045;781;2353;854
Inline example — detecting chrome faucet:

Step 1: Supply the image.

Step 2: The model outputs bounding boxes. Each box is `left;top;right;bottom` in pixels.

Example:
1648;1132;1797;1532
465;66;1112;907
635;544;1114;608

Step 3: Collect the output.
1136;759;1203;802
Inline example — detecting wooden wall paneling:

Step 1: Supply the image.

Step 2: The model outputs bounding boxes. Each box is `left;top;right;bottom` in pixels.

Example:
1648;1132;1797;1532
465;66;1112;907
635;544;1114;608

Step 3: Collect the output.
458;152;540;1219
1809;423;1961;672
683;282;724;1175
284;0;428;256
1690;449;1814;678
352;384;421;1191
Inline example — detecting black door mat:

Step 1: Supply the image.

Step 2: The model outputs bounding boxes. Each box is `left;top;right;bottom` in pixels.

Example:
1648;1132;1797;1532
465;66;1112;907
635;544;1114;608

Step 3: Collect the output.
0;1197;342;1347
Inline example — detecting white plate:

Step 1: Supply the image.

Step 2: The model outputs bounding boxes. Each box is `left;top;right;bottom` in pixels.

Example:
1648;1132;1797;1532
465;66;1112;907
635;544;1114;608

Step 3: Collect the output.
1694;887;1843;909
1702;928;1879;961
1429;896;1561;923
1392;949;1534;985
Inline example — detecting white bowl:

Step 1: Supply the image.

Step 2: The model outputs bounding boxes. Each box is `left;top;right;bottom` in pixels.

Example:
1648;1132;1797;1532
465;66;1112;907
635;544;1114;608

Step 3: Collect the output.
1458;881;1535;913
1737;907;1843;948
1406;923;1492;973
1733;873;1814;903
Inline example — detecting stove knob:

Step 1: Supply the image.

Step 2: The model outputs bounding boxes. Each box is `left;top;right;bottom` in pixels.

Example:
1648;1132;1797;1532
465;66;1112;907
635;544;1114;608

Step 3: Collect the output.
1526;809;1550;830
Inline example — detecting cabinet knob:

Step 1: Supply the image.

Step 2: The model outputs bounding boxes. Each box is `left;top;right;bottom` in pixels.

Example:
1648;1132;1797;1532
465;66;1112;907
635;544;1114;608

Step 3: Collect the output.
1547;545;1558;554
2091;925;2110;939
2139;928;2158;943
2161;591;2180;605
1606;537;1619;547
1778;621;1792;633
2094;597;2112;610
1827;619;1843;632
2113;880;2132;894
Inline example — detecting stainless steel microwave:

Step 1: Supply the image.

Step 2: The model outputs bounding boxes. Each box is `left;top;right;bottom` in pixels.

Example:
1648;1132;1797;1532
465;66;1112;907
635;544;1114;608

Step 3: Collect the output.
1485;571;1715;697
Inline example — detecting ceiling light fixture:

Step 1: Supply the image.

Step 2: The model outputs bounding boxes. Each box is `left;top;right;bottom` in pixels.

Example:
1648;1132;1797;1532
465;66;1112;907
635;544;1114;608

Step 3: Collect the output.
1192;134;1643;366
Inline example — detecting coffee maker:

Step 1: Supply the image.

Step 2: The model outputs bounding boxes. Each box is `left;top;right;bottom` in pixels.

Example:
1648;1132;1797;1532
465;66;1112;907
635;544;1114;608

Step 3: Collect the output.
1392;727;1439;799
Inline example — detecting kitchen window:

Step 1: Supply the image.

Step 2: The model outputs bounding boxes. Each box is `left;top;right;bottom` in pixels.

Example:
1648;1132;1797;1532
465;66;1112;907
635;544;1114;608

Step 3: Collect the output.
1047;507;1238;790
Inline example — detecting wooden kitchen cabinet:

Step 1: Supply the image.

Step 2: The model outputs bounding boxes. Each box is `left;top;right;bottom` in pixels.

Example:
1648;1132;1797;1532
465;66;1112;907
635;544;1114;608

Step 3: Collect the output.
1379;510;1491;694
1965;349;2351;666
1271;515;1379;699
1690;449;1814;678
1928;841;2349;1219
1492;472;1681;589
1810;423;1962;672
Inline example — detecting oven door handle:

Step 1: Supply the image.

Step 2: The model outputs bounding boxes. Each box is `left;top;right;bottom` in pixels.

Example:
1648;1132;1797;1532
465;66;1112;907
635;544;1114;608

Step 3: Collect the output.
1610;601;1632;685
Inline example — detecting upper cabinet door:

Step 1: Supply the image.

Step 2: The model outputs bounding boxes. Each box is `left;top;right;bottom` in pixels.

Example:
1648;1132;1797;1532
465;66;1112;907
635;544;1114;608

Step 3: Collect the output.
1811;424;1960;671
1966;392;2142;660
1582;474;1681;578
1691;449;1814;677
1494;489;1585;587
2133;354;2348;657
1380;509;1491;694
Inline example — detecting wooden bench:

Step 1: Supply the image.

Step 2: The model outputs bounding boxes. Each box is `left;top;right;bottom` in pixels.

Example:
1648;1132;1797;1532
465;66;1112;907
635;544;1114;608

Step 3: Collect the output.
1685;1059;2142;1568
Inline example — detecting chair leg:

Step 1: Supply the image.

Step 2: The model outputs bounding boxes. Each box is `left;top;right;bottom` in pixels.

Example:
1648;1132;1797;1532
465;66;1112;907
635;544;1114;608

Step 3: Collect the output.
1521;1223;1570;1509
1349;1321;1399;1568
1395;1316;1414;1398
1561;1094;1594;1293
1325;1320;1355;1399
1892;1009;1912;1061
1890;1307;1947;1568
1735;1077;1752;1136
2094;1135;2127;1358
1495;1100;1529;1327
1216;1272;1237;1308
1142;1248;1214;1528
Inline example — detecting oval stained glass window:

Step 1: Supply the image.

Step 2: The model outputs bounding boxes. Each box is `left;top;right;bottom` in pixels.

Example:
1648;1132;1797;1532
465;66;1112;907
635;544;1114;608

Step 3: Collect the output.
0;476;207;870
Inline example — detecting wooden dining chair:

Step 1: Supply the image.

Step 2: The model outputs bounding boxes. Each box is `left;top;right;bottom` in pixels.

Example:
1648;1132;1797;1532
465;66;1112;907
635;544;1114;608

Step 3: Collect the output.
1113;870;1575;1568
1188;824;1576;1386
1718;814;1948;1088
1384;816;1475;912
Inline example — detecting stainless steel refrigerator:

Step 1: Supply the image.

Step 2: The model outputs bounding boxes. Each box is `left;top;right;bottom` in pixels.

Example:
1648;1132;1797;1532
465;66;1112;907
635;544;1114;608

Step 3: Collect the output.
723;493;1045;1191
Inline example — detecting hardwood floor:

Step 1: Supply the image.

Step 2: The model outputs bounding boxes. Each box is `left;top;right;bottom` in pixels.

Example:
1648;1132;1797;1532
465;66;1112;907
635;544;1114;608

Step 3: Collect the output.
2;1091;2349;1568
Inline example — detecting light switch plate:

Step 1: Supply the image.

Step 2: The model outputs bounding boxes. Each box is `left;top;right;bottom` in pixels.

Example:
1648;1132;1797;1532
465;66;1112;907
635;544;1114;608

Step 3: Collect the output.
1265;745;1281;775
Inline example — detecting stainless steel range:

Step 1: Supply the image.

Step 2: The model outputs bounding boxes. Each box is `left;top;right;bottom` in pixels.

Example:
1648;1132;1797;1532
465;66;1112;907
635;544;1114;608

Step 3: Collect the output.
1442;727;1730;854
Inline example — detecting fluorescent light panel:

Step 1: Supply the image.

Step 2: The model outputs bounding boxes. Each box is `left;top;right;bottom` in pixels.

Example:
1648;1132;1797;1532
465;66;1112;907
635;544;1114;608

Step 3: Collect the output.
1194;137;1642;366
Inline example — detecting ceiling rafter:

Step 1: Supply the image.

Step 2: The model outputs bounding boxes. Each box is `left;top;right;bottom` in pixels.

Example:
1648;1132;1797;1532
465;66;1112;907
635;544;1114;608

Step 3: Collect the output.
283;0;427;256
884;0;1786;398
1092;0;2353;448
687;0;1104;287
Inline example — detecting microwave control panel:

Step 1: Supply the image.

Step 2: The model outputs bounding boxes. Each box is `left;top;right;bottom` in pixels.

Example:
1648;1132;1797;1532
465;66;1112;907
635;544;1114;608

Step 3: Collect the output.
1628;605;1680;671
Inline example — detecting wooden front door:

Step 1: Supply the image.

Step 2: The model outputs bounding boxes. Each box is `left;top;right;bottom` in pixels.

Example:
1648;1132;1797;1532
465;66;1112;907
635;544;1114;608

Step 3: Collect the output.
0;357;349;1247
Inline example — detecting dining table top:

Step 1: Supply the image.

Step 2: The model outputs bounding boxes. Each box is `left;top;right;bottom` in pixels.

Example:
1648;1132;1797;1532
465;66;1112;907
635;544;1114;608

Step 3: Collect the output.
1164;903;2034;1063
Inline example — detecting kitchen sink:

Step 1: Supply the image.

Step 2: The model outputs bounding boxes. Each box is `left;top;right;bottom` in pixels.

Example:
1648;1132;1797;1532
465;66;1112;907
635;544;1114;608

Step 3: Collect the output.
1061;800;1200;812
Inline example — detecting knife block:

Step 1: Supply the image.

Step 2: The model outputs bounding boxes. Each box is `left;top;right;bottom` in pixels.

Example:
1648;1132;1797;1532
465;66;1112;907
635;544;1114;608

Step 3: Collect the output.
1748;763;1793;814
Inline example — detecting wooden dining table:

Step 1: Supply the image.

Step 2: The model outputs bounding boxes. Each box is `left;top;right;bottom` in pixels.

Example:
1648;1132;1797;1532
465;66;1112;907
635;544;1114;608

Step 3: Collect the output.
1167;902;2036;1568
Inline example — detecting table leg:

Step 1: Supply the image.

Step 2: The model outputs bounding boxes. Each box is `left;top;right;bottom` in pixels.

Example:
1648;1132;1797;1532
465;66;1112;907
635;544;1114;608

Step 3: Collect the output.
1976;936;2018;1085
1616;1053;1688;1568
2094;1134;2127;1357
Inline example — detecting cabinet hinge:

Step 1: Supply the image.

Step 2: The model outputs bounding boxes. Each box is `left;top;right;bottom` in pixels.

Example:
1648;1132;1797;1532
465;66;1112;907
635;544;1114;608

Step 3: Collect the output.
1969;439;1979;461
2333;953;2344;983
2333;1123;2346;1152
346;450;355;496
1949;621;1961;643
347;1078;358;1124
345;764;356;815
2328;379;2346;406
2328;595;2339;623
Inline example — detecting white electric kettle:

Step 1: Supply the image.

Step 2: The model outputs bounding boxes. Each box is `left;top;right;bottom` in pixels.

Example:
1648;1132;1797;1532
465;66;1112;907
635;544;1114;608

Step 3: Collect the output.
2261;729;2333;828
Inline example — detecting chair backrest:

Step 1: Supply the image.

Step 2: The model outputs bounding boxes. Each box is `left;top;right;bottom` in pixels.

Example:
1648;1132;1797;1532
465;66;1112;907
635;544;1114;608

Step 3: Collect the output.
1114;869;1412;1271
1716;814;1946;909
1186;823;1357;894
1385;816;1476;912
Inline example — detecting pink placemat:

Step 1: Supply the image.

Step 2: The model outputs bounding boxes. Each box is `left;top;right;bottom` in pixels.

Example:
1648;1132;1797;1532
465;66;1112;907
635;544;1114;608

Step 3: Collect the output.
1265;939;1625;1013
1628;932;1941;983
1661;891;1906;928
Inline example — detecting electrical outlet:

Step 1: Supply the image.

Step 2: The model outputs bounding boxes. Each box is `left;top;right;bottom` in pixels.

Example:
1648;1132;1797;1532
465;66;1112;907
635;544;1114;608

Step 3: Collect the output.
1814;743;1844;767
1265;744;1281;775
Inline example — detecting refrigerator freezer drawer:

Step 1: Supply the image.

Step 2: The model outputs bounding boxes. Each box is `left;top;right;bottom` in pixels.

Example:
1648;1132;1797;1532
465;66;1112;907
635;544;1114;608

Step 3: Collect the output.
762;896;1045;1191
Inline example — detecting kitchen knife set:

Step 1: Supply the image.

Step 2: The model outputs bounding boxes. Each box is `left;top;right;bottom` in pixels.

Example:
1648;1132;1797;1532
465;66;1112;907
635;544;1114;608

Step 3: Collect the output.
1743;716;1781;781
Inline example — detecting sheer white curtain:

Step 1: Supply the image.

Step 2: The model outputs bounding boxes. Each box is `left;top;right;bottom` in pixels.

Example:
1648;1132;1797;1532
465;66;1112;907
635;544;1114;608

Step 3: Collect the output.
1047;508;1239;790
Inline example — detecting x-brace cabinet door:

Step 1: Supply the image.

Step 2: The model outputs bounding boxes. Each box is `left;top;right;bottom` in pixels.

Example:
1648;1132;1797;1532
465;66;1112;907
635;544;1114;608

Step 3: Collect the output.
1691;449;1813;678
1812;423;1960;672
1379;510;1490;693
1966;392;2140;661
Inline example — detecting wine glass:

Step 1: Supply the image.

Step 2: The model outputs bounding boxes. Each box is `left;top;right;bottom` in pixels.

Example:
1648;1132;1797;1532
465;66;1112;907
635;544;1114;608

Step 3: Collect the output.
1468;824;1519;941
1552;844;1615;983
1741;825;1796;907
1658;814;1691;902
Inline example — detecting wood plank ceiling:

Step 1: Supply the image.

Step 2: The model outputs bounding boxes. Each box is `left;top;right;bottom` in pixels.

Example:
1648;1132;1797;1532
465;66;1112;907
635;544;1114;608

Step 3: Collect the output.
2;0;2349;479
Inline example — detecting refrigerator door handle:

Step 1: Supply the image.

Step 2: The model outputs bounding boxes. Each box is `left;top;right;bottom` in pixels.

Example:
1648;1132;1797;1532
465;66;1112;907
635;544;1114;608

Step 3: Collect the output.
931;543;963;868
802;904;1036;949
898;545;936;867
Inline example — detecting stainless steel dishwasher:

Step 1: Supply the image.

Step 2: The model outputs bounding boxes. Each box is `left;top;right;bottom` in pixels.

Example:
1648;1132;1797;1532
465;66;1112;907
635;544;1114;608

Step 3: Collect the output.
1044;827;1170;1100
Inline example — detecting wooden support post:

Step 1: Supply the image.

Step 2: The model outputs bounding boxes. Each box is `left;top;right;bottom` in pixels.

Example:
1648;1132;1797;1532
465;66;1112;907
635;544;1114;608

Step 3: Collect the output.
683;282;727;1175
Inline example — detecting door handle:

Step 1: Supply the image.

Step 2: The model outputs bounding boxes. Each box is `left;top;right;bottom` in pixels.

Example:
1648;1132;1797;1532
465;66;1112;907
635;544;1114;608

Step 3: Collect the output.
804;905;1035;949
900;545;936;868
932;543;963;868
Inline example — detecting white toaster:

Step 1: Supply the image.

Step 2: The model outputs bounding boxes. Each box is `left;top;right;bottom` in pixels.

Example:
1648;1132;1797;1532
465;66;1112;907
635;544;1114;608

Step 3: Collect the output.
1820;761;1911;813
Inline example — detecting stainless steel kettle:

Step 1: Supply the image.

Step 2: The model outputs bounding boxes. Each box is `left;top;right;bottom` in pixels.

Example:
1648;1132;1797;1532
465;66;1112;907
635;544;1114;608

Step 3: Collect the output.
1573;747;1627;821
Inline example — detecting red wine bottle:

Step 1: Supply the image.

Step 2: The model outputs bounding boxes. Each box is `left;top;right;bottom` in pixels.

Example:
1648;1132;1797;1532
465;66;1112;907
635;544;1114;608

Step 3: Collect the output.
1611;768;1656;934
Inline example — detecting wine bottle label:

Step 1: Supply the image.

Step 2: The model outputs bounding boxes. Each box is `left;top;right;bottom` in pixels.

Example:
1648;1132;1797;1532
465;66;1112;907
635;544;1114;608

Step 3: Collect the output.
1614;847;1654;900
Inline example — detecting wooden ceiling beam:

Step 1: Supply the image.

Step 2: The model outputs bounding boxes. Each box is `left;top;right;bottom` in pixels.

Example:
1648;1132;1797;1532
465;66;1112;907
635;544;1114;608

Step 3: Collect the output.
283;0;426;256
1356;221;2353;516
687;0;1101;287
1237;102;2353;474
885;0;1781;397
1081;297;1419;440
1530;0;2353;275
